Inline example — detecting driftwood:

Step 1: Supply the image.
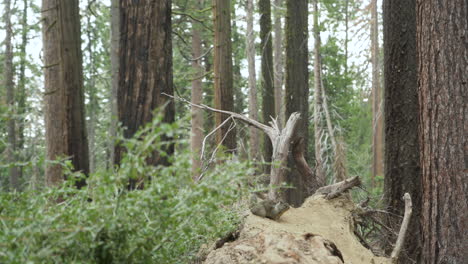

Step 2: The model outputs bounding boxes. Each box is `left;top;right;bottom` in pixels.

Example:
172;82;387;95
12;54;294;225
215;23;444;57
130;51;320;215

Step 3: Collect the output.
314;176;361;199
390;193;412;263
162;93;312;201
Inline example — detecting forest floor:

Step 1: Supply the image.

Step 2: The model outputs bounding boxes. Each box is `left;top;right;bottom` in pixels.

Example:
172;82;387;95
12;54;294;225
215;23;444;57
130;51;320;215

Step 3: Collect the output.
202;195;391;264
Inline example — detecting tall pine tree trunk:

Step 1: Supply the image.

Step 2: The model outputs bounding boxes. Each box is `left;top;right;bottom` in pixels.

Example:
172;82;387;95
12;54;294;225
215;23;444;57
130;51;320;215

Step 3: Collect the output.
285;0;310;205
42;0;89;188
246;0;259;161
109;0;119;167
383;0;421;261
191;0;204;179
212;0;236;152
371;0;383;187
3;0;20;190
273;0;284;128
417;0;468;262
313;0;325;186
260;0;275;169
116;0;175;174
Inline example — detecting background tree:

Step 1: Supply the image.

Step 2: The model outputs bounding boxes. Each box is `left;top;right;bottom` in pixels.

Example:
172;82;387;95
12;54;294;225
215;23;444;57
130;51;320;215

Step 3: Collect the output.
3;0;20;190
191;0;205;179
115;0;175;173
259;0;275;169
273;0;284;128
246;0;259;161
417;0;468;262
383;0;421;262
109;0;119;167
312;0;325;186
284;0;310;205
212;0;236;153
16;0;29;181
370;0;383;187
42;0;89;187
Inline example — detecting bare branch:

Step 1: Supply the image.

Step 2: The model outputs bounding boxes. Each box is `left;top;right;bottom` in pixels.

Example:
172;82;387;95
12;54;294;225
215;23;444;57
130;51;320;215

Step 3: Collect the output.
391;193;412;262
162;93;275;140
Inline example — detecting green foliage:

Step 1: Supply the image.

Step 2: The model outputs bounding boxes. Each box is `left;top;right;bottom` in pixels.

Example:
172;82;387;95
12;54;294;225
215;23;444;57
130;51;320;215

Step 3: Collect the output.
0;115;250;263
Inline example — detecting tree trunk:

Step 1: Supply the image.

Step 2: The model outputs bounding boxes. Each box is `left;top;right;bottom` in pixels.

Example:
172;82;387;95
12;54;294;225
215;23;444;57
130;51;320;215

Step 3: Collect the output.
246;0;259;161
370;0;383;187
3;0;20;191
116;0;175;173
260;0;275;170
273;0;284;129
285;0;310;205
42;0;89;188
191;0;205;179
383;0;421;262
86;1;97;174
17;0;29;182
109;0;119;167
212;0;236;153
313;0;325;186
417;0;468;262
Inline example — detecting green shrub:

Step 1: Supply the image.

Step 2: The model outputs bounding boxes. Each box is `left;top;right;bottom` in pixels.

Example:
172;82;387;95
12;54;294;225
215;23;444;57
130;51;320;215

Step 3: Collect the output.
0;114;250;263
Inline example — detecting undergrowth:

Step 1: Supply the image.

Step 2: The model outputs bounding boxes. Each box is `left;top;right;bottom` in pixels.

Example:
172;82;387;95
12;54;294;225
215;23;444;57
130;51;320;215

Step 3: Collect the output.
0;114;251;263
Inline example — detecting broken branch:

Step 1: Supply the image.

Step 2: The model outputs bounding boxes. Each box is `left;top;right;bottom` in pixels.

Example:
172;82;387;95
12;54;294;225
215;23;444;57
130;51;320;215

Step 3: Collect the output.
314;176;361;199
391;193;412;262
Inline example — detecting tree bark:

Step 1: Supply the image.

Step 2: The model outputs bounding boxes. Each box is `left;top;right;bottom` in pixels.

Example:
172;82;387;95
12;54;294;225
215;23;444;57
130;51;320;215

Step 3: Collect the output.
417;0;468;262
3;0;20;191
260;0;275;170
371;0;383;187
246;0;259;161
285;0;310;205
42;0;89;188
383;0;421;262
212;0;236;153
109;0;119;167
313;0;325;187
116;0;175;173
273;0;284;128
191;0;205;179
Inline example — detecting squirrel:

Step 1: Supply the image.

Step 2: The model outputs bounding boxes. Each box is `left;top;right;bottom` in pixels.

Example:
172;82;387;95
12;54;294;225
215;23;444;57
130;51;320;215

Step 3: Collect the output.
249;193;290;220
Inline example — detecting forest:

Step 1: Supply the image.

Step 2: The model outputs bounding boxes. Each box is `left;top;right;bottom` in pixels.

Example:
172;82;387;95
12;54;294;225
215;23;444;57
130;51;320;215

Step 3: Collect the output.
0;0;466;263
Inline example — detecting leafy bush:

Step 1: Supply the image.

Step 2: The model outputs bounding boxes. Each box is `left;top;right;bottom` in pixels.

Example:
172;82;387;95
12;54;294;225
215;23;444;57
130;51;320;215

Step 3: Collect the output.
0;114;250;263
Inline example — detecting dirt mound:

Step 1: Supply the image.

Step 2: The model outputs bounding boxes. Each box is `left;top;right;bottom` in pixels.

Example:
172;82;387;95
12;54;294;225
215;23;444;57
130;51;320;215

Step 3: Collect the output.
204;195;391;264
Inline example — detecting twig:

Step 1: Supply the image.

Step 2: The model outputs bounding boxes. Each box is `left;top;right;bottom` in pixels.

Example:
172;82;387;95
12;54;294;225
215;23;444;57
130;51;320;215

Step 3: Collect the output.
197;118;237;182
391;193;412;262
200;116;233;161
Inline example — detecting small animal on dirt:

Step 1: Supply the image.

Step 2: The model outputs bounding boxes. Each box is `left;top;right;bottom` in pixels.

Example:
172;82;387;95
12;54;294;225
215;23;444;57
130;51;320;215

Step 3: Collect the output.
249;194;290;220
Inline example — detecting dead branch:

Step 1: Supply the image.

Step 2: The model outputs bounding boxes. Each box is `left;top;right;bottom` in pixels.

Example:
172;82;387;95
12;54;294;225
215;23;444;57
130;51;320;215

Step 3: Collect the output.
163;93;309;201
314;176;361;199
391;193;412;263
162;93;275;140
